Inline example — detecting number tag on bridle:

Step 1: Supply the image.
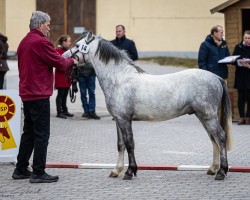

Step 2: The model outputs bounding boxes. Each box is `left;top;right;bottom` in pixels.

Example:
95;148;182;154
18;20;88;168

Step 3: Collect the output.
78;42;89;53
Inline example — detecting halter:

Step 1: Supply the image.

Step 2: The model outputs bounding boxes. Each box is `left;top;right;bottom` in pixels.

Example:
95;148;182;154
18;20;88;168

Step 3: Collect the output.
85;36;95;45
69;36;95;59
65;36;95;103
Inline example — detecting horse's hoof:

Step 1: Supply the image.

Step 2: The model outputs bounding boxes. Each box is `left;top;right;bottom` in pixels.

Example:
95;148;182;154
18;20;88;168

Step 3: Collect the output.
123;174;133;180
109;171;118;178
207;169;216;175
215;173;225;180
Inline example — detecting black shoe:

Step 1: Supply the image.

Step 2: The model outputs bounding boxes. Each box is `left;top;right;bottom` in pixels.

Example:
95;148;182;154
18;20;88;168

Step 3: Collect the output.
82;112;90;118
12;168;32;179
89;112;101;120
63;111;74;117
29;172;59;183
56;113;67;119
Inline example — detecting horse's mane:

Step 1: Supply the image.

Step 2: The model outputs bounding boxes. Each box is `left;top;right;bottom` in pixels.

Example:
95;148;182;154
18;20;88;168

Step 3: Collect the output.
95;38;145;74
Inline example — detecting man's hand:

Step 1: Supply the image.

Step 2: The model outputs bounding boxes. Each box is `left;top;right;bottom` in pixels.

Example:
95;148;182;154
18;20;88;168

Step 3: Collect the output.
240;61;250;68
72;58;79;65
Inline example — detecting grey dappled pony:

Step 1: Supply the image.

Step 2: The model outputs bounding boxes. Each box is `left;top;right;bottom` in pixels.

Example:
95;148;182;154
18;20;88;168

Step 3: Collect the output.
63;31;233;181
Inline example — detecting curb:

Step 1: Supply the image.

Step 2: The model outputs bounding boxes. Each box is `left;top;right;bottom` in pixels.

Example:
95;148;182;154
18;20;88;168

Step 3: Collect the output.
46;162;250;172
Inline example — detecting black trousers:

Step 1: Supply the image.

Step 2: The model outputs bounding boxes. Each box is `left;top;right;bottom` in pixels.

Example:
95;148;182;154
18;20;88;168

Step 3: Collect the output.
0;71;7;89
16;98;50;175
237;89;250;118
56;88;69;113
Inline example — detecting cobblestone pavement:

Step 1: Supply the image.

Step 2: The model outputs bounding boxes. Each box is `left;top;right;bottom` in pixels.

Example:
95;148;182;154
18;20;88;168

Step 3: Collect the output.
0;60;250;200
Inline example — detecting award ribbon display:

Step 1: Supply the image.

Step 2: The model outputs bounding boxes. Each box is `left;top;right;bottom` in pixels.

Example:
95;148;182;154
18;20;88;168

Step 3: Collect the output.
0;95;17;150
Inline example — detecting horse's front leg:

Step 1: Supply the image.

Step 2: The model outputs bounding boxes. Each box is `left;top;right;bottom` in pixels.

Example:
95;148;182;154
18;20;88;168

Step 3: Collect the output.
109;124;125;178
117;118;137;180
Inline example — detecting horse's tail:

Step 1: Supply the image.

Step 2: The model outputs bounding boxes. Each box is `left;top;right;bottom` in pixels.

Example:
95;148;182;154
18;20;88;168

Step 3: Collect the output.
219;77;233;151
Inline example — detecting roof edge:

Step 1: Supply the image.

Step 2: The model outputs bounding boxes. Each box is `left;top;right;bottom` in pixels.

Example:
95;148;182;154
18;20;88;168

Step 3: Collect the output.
210;0;240;14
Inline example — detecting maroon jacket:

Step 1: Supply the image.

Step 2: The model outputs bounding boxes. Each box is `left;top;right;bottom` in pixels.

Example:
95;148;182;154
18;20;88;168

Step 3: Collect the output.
17;29;74;101
54;47;71;89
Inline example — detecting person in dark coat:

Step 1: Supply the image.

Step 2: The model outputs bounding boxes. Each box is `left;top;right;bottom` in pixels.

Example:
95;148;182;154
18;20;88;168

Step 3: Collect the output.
0;33;9;89
198;25;230;80
54;35;74;119
110;25;138;61
232;30;250;125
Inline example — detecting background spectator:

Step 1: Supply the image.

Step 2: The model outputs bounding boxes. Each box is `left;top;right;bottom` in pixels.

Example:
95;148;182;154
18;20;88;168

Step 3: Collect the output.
198;25;230;81
54;35;74;119
232;30;250;125
78;62;101;120
0;33;9;89
111;25;138;61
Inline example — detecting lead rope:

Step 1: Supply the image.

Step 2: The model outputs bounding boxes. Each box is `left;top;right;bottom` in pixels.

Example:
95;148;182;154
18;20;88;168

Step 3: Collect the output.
65;64;80;103
64;40;89;103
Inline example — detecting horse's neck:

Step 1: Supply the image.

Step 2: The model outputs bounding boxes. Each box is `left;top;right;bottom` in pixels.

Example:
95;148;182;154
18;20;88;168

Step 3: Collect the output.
92;58;126;76
90;59;129;92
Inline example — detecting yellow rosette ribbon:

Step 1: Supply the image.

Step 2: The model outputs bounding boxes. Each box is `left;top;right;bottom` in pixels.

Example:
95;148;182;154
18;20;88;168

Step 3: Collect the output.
0;95;17;150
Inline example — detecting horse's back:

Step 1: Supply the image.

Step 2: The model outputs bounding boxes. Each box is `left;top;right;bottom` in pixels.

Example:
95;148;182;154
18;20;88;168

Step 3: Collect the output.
103;65;222;121
129;68;222;121
140;68;222;94
171;68;220;81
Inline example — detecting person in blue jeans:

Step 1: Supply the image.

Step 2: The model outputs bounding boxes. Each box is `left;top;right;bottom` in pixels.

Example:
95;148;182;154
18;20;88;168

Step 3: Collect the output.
78;62;100;119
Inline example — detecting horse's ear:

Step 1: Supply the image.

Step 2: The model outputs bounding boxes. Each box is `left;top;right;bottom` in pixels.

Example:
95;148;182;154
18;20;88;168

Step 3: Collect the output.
86;30;93;42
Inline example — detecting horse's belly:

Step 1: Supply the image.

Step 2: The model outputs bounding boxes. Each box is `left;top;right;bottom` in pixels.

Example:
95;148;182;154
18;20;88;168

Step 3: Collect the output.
132;111;179;121
132;105;195;121
132;114;174;121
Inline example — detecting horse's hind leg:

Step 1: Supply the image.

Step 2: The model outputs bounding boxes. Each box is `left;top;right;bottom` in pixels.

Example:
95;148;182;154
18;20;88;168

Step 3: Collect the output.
109;124;125;178
198;116;228;180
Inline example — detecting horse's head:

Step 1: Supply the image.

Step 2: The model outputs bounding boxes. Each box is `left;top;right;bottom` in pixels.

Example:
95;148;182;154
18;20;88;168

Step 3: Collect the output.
63;30;135;67
62;31;95;64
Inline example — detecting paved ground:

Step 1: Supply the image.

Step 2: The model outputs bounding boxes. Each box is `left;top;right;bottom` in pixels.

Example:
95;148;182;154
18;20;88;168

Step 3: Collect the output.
0;60;250;200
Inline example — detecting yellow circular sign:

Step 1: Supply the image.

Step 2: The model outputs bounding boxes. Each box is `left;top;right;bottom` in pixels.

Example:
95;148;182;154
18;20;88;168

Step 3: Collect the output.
0;102;9;116
0;95;17;150
0;95;16;122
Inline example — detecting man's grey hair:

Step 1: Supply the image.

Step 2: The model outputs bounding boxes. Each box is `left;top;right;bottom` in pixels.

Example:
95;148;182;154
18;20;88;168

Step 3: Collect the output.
29;11;51;30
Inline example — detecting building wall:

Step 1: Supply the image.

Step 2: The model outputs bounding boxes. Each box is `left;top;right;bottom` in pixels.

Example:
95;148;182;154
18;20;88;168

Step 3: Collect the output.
0;0;6;34
2;0;226;57
2;0;36;51
36;0;96;46
96;0;226;58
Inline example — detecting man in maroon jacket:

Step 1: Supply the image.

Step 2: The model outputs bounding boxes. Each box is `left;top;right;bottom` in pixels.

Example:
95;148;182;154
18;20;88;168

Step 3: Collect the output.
12;11;78;183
